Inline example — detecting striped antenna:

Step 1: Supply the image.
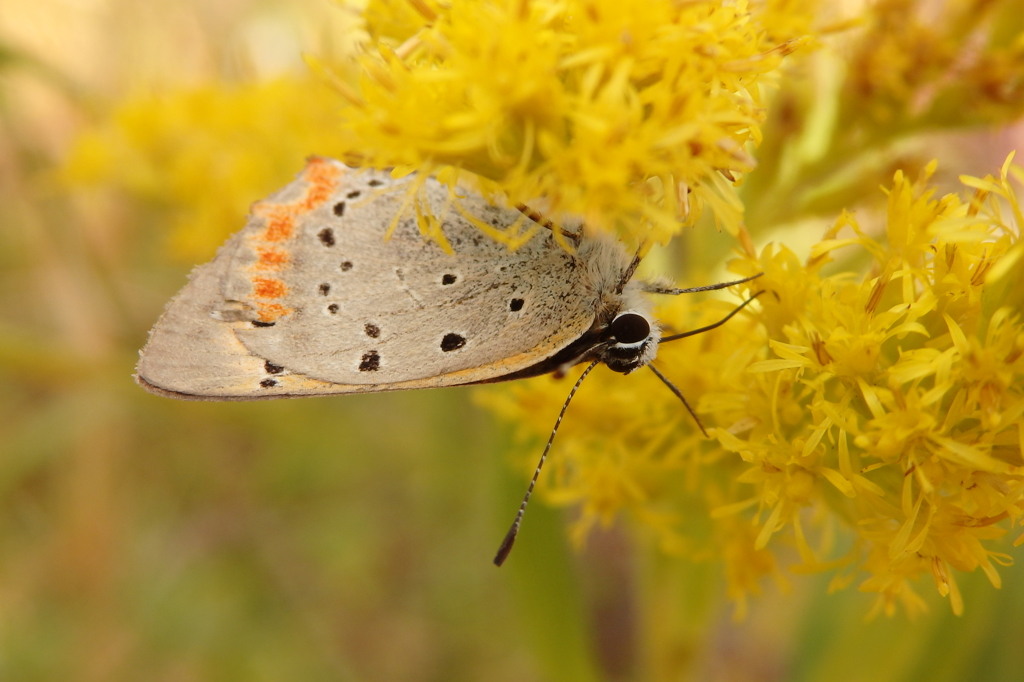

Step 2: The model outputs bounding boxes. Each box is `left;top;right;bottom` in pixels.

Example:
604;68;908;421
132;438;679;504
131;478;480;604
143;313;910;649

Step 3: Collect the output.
493;360;600;567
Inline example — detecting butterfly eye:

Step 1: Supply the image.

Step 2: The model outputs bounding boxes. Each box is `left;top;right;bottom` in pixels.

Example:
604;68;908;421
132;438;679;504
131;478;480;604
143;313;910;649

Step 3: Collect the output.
610;312;650;344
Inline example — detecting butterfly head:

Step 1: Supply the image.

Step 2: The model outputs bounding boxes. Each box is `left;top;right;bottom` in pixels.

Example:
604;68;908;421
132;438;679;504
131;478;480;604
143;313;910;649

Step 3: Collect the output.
600;310;660;374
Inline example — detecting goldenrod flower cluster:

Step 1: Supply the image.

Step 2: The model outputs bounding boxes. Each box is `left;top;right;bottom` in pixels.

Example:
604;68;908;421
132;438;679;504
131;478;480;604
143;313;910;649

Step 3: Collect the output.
63;79;345;259
333;0;815;244
845;0;1024;127
484;160;1024;618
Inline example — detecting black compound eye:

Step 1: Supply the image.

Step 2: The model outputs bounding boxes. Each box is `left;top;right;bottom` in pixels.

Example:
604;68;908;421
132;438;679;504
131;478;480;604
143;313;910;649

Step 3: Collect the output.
610;312;650;344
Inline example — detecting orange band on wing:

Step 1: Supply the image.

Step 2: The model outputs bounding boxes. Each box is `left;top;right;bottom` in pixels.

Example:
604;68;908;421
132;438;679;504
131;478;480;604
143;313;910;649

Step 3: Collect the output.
260;209;296;242
256;303;287;322
253;277;287;299
247;158;344;322
300;159;342;211
256;247;289;269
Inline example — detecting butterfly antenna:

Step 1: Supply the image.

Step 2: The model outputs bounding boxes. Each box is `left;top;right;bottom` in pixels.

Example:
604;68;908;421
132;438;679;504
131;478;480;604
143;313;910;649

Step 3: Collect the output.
645;272;763;296
660;291;764;343
648;364;708;438
652;291;766;436
494;360;600;567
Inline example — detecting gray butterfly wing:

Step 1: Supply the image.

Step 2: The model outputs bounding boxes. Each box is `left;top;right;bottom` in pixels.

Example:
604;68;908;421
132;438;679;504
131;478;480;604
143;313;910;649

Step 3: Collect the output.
136;233;361;400
136;158;597;400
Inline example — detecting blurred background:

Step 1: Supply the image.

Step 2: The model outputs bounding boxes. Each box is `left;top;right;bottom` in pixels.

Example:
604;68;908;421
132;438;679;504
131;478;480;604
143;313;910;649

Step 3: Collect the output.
2;1;1024;681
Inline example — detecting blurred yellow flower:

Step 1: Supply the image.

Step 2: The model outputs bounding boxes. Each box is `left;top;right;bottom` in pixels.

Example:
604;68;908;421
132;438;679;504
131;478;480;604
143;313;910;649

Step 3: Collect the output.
744;0;1024;235
846;0;1024;127
480;158;1024;618
334;0;817;244
63;78;346;260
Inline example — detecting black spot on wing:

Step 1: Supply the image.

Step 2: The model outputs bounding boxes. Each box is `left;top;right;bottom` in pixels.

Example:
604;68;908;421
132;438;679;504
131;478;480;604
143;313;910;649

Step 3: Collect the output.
346;190;361;199
252;320;275;328
367;179;384;187
359;351;380;371
442;273;457;285
441;333;466;352
264;361;284;374
327;304;339;314
333;201;346;217
318;228;335;246
365;323;380;338
260;378;277;388
510;298;524;312
340;261;353;272
318;283;330;296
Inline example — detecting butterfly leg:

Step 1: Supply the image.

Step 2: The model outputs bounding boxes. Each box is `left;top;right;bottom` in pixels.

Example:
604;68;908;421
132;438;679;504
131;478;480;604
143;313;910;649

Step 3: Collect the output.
648;364;709;437
514;204;582;245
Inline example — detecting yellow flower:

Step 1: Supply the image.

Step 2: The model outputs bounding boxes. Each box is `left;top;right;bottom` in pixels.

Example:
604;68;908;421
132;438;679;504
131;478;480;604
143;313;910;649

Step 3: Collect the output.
334;0;817;245
63;78;346;260
844;0;1024;128
481;158;1024;616
743;0;1024;236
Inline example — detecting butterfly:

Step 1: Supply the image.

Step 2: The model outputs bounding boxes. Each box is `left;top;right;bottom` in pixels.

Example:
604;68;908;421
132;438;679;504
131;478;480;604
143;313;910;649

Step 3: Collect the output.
136;157;761;564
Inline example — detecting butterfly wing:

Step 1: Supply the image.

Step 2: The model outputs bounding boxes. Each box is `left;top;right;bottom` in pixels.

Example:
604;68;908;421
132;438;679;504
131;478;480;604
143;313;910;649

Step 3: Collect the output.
136;158;596;400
